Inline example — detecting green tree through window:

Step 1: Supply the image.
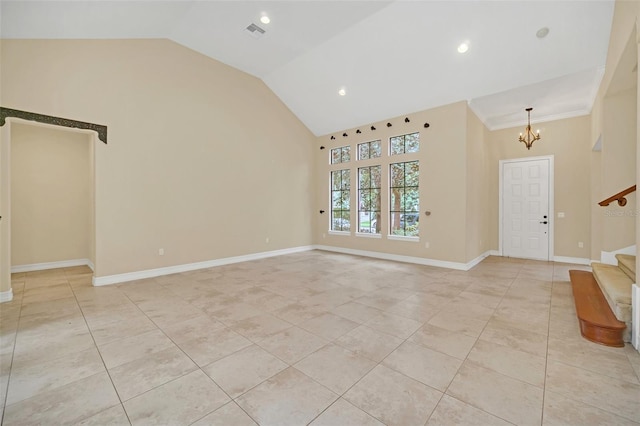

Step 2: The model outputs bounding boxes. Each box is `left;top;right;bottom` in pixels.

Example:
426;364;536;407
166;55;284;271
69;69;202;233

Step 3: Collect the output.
390;161;419;236
358;166;381;234
390;132;419;155
331;169;351;231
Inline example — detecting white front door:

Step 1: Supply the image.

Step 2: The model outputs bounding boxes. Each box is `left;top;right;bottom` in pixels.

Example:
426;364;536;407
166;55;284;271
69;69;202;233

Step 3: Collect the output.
502;158;551;261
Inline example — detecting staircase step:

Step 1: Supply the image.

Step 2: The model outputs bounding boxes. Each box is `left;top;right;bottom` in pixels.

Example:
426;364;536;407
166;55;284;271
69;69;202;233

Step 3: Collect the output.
591;263;633;324
569;270;626;347
615;254;636;282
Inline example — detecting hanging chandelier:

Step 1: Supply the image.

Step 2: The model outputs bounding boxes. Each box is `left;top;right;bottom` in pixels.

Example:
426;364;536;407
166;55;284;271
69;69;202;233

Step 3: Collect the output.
519;107;540;150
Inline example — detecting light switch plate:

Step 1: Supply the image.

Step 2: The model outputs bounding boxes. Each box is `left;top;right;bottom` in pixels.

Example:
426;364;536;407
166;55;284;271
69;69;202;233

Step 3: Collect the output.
557;212;565;218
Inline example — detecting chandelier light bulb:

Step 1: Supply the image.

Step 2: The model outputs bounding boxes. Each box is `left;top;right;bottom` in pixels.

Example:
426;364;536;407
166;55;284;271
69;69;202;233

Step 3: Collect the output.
518;108;541;150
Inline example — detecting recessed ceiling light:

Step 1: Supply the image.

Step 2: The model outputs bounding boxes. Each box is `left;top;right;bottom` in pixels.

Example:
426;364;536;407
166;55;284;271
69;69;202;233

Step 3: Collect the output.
536;27;549;38
338;88;346;96
260;15;270;24
457;42;469;53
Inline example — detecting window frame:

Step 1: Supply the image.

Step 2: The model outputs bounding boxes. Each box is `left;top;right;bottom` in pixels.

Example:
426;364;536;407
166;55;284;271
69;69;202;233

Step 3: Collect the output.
357;140;382;161
390;132;420;156
330;168;351;233
389;160;420;238
356;165;382;235
330;145;351;164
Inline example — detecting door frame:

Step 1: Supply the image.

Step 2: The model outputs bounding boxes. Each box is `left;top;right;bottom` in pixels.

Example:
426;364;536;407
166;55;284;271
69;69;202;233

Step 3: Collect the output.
498;155;554;261
0;118;97;300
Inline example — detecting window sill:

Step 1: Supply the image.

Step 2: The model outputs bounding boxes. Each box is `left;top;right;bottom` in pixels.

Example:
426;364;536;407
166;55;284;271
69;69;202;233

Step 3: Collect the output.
328;230;351;236
387;235;419;242
355;232;382;239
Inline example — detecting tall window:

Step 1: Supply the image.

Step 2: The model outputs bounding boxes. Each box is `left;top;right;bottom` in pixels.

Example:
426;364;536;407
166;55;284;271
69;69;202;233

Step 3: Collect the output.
390;161;419;236
390;132;419;155
331;169;351;231
358;166;381;234
331;146;351;164
358;140;382;160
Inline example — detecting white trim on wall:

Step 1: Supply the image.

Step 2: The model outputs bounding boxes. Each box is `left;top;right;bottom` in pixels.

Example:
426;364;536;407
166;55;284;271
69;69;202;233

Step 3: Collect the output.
553;256;591;266
11;258;94;273
632;283;639;351
600;245;636;265
314;245;491;271
93;246;314;286
0;288;13;303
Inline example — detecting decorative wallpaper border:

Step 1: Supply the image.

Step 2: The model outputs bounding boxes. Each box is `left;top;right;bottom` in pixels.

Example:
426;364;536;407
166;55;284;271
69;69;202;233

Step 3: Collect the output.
0;107;107;144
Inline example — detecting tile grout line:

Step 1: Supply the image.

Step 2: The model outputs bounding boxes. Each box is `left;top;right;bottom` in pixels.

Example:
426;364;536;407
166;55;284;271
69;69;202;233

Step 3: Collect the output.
427;268;522;426
0;275;25;425
66;268;133;426
117;276;264;425
540;265;559;426
547;266;640;425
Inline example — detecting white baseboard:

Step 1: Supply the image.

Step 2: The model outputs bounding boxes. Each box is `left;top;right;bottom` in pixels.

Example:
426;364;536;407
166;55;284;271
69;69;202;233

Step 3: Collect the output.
11;258;94;273
0;288;13;303
488;250;501;256
601;245;636;265
632;283;639;352
313;245;492;271
553;256;591;265
93;246;314;286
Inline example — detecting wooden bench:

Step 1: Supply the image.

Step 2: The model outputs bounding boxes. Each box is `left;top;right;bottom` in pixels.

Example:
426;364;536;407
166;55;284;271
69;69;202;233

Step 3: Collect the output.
569;270;626;347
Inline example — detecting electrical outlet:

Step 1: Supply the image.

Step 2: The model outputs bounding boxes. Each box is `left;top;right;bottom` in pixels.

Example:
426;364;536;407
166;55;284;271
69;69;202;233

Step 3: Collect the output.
557;212;565;218
424;242;430;249
158;248;164;256
578;242;584;248
265;237;269;243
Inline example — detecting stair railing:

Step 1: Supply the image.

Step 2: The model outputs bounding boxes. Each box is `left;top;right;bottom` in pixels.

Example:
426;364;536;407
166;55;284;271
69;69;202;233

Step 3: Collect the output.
598;185;637;207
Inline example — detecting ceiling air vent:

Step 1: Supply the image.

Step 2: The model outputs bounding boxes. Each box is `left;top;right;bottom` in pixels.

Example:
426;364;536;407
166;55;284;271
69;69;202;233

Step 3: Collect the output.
245;23;266;39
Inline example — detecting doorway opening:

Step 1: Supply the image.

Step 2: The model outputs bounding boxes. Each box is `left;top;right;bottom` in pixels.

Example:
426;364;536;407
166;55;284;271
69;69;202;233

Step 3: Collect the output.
0;119;96;299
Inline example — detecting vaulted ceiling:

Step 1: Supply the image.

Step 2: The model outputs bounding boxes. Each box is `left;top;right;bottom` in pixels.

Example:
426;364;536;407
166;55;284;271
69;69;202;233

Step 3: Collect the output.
1;1;615;136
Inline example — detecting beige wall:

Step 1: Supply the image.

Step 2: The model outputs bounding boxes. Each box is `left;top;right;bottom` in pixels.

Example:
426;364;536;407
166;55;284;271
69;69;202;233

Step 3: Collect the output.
0;124;10;293
466;106;491;261
314;101;471;264
1;39;315;279
10;123;92;266
601;88;637;251
591;0;639;259
591;151;603;260
487;115;592;259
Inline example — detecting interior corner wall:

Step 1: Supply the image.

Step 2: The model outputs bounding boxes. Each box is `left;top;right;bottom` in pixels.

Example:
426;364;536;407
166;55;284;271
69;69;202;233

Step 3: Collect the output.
590;150;603;261
465;105;491;262
487;115;592;260
592;0;640;278
0;123;10;293
601;88;637;252
0;39;316;278
10;123;92;266
313;101;469;264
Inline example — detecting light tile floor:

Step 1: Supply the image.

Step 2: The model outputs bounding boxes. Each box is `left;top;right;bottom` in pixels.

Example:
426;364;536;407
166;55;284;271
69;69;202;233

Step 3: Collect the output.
1;251;640;425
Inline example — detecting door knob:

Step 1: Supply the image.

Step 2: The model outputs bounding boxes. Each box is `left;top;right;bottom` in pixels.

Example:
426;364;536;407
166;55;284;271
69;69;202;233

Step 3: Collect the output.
540;221;548;224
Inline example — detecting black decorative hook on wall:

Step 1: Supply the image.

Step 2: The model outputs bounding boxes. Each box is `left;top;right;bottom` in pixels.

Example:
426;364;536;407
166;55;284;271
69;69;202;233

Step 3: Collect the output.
404;117;410;123
356;129;361;134
387;122;392;127
320;146;325;150
343;133;348;137
424;122;430;128
319;210;325;214
330;136;335;140
371;126;376;131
